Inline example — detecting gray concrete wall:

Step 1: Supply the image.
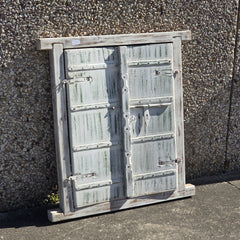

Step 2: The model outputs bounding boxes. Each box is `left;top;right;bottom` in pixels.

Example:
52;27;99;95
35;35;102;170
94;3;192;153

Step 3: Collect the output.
0;0;239;212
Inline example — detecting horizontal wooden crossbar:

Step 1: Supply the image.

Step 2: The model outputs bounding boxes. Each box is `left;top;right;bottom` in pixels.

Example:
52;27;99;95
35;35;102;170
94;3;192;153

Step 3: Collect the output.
37;31;191;50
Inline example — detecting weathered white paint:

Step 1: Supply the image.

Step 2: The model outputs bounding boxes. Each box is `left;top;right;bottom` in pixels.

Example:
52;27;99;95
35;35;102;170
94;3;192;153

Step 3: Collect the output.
38;31;195;222
37;31;191;50
65;47;124;208
50;44;73;214
119;46;134;198
173;37;186;191
125;43;177;197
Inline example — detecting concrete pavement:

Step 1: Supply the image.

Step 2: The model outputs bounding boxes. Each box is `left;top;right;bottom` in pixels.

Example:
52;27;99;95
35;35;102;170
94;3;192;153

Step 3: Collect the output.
0;173;240;240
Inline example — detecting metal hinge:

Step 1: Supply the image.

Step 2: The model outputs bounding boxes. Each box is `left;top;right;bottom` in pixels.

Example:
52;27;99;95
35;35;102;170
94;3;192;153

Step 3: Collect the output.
157;157;182;167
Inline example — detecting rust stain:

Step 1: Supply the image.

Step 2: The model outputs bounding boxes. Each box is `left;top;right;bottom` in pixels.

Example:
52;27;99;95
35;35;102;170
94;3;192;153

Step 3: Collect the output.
179;164;183;174
131;199;138;204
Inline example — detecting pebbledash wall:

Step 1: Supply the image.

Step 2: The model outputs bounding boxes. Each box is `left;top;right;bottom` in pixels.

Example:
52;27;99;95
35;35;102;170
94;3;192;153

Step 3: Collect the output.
1;0;240;212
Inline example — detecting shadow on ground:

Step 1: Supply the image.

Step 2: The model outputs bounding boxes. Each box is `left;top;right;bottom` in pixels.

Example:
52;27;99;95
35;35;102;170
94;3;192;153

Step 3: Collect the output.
0;206;52;228
188;171;240;186
0;172;239;229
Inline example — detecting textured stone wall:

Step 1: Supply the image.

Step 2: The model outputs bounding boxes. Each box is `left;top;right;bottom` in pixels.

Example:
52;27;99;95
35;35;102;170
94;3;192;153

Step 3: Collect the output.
227;7;240;172
0;0;239;211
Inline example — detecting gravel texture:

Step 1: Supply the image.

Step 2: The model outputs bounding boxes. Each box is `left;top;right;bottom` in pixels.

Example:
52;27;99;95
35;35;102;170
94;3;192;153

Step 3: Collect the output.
0;0;239;211
227;8;240;172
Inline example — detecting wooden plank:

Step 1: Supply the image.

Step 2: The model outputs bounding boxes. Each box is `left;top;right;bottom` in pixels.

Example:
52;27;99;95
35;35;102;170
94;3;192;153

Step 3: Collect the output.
48;183;195;222
119;46;133;198
130;96;173;105
50;44;73;214
133;169;176;180
37;31;191;50
73;141;120;152
128;59;171;66
131;133;174;143
173;37;186;191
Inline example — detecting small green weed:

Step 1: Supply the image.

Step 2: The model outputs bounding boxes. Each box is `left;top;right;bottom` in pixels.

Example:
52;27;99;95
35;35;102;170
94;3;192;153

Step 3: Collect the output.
44;185;60;205
47;192;60;204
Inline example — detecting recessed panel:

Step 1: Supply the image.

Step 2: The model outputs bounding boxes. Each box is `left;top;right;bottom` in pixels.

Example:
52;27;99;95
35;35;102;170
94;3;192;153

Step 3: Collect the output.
72;146;123;180
131;138;176;174
69;107;121;147
67;68;120;107
130;105;174;138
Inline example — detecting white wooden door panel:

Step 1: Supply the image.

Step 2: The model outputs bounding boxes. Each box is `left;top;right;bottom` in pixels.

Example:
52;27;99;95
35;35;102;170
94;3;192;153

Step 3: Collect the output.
128;66;173;99
131;139;176;174
73;183;125;208
69;109;121;146
65;47;124;208
124;43;177;197
71;146;122;178
130;105;174;137
127;43;173;99
66;68;120;107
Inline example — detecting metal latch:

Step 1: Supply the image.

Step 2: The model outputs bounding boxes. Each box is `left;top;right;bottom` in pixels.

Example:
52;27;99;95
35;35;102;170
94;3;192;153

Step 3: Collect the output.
66;175;77;182
175;158;182;164
155;69;172;76
158;158;182;167
144;107;150;127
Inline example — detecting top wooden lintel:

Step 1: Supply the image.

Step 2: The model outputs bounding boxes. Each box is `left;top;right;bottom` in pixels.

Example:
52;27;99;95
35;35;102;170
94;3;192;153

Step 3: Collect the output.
37;31;191;50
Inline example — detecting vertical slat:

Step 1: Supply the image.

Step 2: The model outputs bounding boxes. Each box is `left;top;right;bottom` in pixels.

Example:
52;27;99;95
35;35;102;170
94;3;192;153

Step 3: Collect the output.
119;46;133;197
50;44;73;213
173;37;186;191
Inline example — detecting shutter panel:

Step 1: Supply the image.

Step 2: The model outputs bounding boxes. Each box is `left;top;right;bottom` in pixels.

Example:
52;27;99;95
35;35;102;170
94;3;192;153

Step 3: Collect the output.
64;47;124;208
125;43;177;196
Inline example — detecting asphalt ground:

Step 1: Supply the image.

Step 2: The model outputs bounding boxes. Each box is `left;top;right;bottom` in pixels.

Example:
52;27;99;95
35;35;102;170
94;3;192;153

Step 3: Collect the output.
0;173;240;240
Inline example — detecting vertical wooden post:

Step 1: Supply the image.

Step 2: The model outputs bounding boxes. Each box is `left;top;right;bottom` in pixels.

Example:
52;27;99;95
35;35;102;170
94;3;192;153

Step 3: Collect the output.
50;44;73;213
173;37;186;191
119;46;133;197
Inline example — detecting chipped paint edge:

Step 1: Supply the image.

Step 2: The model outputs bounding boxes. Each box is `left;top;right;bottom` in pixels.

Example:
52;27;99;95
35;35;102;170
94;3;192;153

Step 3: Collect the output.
48;183;195;222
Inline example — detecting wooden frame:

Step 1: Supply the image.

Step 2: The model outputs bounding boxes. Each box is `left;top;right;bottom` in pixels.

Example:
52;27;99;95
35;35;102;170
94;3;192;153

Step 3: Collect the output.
119;46;134;198
50;44;73;214
37;31;191;50
172;37;186;191
38;31;195;222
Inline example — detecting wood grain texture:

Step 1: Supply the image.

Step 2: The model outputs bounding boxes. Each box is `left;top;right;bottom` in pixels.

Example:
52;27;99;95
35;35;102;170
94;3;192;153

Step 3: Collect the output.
37;31;191;50
65;47;124;208
173;37;186;191
126;43;177;197
50;44;73;214
119;46;134;198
